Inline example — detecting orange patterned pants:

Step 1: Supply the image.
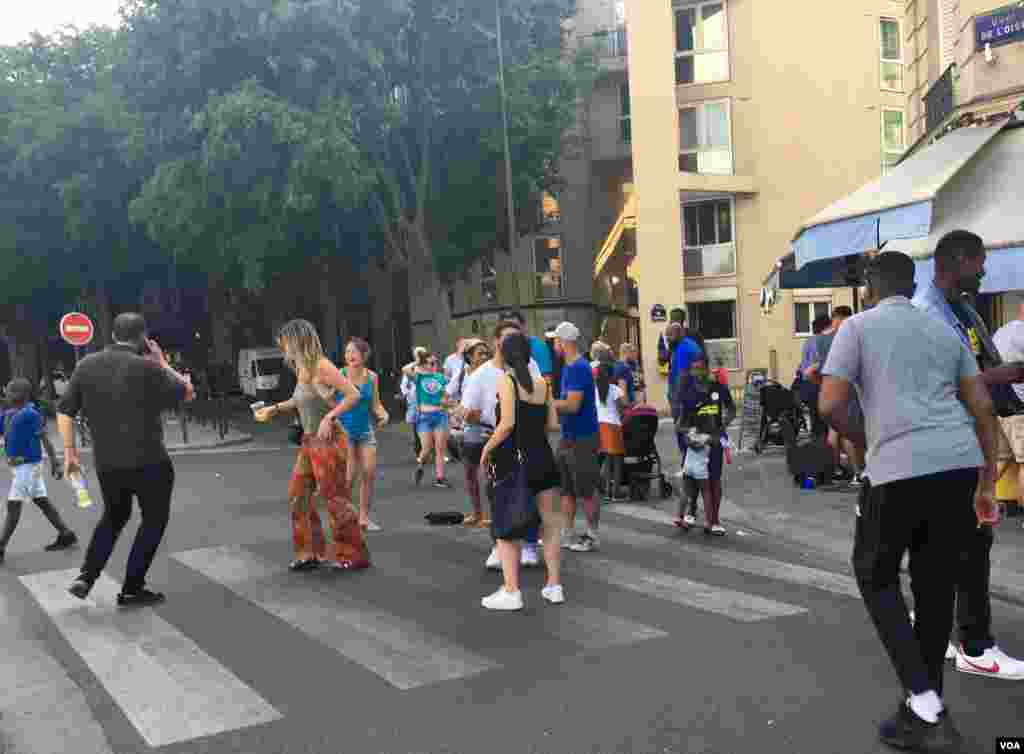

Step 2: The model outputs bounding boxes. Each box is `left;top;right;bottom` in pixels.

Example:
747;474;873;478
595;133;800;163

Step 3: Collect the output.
287;434;370;567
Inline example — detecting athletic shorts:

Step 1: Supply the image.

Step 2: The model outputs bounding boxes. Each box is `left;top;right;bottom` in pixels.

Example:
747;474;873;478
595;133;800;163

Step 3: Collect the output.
557;434;600;500
8;463;47;502
416;411;449;434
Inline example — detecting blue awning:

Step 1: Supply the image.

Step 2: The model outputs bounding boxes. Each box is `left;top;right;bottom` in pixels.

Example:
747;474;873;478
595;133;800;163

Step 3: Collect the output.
792;124;1010;269
915;246;1024;294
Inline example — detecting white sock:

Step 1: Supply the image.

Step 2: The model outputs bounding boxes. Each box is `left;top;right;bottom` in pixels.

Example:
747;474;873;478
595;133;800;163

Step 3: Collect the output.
908;691;943;724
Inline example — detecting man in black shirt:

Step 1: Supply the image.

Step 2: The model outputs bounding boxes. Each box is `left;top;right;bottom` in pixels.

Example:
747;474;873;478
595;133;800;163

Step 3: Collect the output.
58;313;194;607
913;230;1024;681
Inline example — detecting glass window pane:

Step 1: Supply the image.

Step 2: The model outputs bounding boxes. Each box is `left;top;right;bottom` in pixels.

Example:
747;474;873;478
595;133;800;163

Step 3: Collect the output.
691;300;735;339
716;201;732;243
704;339;739;369
620;81;630;116
679;107;698;149
795;303;810;335
675;55;694;85
881;61;903;90
694;50;729;83
813;301;831;320
883;110;904;150
683;247;703;276
697;149;732;175
880;19;900;60
676;8;695;52
683;205;700;245
701;3;726;49
704;244;735;275
703;102;729;147
679;151;699;173
620;117;632;144
698;202;717;245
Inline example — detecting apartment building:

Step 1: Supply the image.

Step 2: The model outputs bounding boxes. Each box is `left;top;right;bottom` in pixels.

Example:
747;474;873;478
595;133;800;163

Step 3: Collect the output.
622;0;909;408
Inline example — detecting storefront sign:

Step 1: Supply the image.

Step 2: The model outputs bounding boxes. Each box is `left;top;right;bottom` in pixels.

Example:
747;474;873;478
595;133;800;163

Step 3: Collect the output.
650;304;667;323
976;4;1024;50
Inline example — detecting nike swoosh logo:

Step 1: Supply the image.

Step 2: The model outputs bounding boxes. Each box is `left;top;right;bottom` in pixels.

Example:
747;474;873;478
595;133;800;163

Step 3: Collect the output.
962;656;1000;674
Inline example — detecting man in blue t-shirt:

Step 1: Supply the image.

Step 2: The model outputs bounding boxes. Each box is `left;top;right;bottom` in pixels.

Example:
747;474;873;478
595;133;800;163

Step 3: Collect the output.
548;322;602;552
0;378;76;564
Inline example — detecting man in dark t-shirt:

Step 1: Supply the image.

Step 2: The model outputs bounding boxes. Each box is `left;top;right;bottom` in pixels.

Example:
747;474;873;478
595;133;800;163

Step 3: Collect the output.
59;313;194;607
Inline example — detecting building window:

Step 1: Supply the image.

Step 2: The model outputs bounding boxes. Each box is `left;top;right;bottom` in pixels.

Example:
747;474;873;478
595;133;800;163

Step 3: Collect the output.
687;300;739;369
882;108;905;172
619;81;632;144
674;1;729;85
481;250;498;303
540;191;561;226
794;300;831;336
682;198;735;277
679;99;732;174
880;18;903;91
534;236;564;300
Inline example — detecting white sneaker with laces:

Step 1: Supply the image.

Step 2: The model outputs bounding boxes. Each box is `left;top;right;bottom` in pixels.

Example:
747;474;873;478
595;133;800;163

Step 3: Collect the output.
956;645;1024;679
541;585;565;604
710;524;726;536
945;642;957;661
485;548;501;570
481;588;523;611
683;514;697;527
521;545;540;568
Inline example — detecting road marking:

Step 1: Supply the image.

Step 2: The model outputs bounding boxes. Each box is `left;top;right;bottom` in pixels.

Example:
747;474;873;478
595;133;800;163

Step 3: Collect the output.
420;525;806;622
173;545;499;690
19;569;281;748
0;637;114;754
369;549;668;650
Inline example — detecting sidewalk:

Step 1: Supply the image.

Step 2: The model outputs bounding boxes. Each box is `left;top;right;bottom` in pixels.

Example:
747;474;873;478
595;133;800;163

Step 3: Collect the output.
653;430;1024;607
45;416;252;454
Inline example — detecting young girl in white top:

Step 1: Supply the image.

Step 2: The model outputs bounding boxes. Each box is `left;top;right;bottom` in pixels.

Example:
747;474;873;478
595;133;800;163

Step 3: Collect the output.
595;362;628;501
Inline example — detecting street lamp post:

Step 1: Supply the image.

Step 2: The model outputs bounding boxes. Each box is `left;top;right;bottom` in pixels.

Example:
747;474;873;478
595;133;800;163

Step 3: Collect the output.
495;0;516;266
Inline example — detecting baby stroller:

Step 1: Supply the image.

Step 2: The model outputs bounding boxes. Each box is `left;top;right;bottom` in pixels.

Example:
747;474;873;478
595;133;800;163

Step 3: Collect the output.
754;381;803;454
619;405;674;501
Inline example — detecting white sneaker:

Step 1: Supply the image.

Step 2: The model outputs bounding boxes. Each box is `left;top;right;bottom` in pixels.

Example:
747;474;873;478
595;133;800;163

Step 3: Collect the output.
561;530;578;550
366;520;382;532
481;588;523;611
710;524;726;536
956;645;1024;679
541;585;565;604
683;514;697;527
945;642;956;661
521;545;540;568
569;533;599;552
485;548;501;570
673;469;685;479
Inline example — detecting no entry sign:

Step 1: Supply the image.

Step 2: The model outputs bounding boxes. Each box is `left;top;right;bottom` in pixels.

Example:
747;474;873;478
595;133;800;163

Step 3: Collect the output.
60;312;94;347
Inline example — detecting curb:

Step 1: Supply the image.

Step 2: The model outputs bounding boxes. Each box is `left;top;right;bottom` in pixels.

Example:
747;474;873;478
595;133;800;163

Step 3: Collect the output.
70;433;254;456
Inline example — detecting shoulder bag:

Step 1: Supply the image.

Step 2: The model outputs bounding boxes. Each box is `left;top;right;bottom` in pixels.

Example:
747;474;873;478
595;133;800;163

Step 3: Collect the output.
487;376;541;540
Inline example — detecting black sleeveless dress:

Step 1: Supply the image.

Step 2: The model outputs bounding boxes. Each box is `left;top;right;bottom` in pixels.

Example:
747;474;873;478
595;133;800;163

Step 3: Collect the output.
493;379;561;496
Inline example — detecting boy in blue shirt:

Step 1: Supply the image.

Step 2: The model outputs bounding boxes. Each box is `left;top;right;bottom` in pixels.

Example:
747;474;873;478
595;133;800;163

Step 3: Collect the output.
0;378;76;564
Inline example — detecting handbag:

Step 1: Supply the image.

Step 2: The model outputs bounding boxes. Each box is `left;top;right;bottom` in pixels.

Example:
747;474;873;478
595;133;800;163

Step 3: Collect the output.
487;377;540;540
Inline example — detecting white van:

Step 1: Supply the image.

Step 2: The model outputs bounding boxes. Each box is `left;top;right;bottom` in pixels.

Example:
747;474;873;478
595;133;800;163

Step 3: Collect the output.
237;348;287;401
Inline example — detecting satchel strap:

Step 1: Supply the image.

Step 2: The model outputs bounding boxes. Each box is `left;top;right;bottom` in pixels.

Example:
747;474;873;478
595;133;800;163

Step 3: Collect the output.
506;374;525;463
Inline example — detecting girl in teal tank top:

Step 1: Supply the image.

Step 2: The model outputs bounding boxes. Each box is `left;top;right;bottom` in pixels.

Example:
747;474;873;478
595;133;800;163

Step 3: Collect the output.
340;339;388;532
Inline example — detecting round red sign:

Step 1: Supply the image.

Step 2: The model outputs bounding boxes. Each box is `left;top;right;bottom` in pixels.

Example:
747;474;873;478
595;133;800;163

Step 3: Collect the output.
60;312;95;347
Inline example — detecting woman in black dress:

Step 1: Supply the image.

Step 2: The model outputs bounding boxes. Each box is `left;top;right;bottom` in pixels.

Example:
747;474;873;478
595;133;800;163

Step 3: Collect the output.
479;333;565;611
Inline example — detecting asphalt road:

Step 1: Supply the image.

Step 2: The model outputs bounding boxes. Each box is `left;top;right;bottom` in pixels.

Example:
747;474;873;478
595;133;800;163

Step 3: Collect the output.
2;423;1022;754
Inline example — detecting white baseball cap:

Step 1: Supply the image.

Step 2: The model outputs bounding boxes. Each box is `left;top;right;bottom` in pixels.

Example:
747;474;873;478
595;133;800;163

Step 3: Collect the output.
545;322;580;341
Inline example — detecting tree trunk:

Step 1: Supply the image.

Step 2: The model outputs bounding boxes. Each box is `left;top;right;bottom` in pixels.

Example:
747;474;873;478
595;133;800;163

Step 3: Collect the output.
208;278;235;368
319;256;341;362
9;307;41;386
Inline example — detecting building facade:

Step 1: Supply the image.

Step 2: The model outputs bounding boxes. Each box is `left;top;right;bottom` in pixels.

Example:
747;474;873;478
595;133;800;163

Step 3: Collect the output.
621;0;909;409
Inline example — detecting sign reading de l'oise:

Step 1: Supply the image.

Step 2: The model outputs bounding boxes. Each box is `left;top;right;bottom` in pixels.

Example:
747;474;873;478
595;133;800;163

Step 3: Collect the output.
976;4;1024;50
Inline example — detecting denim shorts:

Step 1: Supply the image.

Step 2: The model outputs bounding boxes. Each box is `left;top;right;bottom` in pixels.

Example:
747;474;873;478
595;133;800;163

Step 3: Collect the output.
345;428;377;447
416;411;449;434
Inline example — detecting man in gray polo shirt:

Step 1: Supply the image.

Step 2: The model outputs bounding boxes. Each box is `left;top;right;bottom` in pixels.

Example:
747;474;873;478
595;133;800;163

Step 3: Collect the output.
820;252;1000;752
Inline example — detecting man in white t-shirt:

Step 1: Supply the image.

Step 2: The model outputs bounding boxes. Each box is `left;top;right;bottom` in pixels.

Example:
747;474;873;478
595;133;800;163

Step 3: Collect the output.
444;339;467;384
993;302;1024;523
462;320;542;570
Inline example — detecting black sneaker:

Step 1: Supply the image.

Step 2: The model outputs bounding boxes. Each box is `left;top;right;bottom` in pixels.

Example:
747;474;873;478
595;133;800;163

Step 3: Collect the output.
433;478;452;489
68;576;94;600
44;532;78;551
879;701;964;753
415;465;425;486
0;549;5;565
117;589;166;607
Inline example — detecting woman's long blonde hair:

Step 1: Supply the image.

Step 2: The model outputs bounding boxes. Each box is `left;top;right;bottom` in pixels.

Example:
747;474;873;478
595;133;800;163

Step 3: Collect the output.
278;319;325;378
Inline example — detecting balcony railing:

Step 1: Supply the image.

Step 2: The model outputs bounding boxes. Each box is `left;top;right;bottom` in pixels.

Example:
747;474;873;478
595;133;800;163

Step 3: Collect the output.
590;27;628;59
924;64;957;135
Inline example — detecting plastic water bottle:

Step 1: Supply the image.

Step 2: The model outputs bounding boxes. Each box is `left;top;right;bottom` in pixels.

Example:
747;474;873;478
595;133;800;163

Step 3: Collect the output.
68;472;93;509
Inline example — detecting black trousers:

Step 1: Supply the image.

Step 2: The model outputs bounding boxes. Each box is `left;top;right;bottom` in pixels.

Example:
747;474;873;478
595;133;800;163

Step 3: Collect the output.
82;461;175;594
955;524;995;653
852;468;977;696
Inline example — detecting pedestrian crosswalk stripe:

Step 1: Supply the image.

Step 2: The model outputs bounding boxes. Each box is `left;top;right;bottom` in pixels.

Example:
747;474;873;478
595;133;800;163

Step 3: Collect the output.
418;525;807;622
172;545;499;690
0;637;114;754
597;523;862;600
368;548;669;649
19;569;282;748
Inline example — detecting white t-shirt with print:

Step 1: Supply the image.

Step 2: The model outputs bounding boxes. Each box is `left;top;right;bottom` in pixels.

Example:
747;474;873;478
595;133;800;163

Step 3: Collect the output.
460;360;543;430
595;384;624;426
